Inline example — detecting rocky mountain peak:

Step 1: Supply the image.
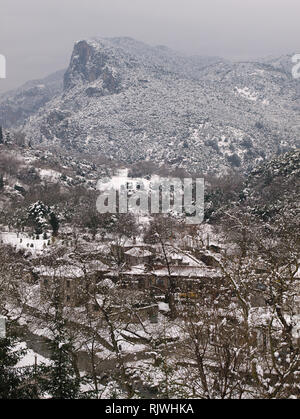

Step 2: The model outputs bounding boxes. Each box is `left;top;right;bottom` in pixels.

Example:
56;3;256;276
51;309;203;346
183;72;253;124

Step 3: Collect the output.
1;37;299;174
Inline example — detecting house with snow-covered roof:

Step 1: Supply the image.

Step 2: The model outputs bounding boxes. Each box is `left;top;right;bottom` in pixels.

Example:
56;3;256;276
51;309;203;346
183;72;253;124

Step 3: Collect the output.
124;247;154;266
35;260;110;307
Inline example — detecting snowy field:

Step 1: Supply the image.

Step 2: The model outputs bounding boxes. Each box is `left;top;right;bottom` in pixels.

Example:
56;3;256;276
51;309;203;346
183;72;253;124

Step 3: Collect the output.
0;231;51;254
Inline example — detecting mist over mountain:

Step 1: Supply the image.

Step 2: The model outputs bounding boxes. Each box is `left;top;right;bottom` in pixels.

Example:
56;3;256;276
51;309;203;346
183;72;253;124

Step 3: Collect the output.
1;37;299;174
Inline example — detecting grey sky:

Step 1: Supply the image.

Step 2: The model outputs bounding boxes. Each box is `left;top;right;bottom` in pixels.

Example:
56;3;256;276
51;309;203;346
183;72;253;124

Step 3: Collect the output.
1;0;299;93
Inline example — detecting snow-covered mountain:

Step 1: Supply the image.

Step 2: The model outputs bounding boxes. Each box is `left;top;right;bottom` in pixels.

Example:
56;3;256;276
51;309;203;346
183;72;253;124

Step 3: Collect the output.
0;69;65;128
2;37;300;174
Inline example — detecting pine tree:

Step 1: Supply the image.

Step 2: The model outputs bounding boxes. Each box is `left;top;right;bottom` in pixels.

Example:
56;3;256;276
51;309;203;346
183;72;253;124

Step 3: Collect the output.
5;131;11;144
28;201;50;235
0;126;3;144
0;335;39;399
49;211;60;237
41;318;81;399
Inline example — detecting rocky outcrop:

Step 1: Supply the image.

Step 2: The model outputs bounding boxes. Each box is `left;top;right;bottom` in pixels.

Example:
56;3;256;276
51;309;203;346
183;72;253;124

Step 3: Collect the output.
63;40;121;94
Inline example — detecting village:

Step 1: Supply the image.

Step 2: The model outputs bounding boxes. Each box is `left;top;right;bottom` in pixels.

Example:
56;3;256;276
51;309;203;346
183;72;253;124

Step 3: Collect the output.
1;214;299;395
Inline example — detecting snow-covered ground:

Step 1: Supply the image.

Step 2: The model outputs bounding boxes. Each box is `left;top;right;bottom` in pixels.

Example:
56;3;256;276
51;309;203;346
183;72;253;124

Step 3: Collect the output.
38;168;62;182
16;342;51;368
0;231;51;254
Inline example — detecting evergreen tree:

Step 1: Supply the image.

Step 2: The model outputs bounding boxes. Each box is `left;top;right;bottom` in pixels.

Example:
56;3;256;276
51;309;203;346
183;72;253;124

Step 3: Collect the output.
0;335;39;399
5;131;11;144
27;201;50;235
27;202;60;236
41;318;81;399
0;126;3;144
49;211;60;237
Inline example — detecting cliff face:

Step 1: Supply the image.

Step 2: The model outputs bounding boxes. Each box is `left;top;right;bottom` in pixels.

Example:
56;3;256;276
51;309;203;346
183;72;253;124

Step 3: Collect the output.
64;41;96;89
63;40;124;94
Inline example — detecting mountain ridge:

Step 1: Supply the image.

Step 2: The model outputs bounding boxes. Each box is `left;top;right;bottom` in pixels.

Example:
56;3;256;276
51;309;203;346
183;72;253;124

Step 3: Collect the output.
2;37;300;174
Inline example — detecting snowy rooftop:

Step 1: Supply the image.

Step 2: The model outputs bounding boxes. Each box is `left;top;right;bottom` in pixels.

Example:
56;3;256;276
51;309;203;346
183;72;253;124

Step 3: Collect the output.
152;266;221;278
125;248;153;258
34;265;84;279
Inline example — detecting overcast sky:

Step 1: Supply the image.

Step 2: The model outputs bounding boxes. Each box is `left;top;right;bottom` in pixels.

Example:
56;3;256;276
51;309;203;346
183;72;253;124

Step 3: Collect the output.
0;0;299;93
